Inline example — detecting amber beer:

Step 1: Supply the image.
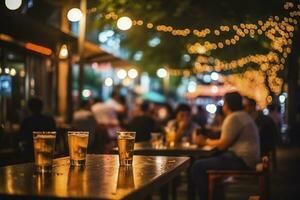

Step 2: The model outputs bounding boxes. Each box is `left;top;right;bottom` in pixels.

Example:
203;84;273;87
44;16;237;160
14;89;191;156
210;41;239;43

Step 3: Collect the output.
68;131;89;166
117;131;136;165
33;132;56;172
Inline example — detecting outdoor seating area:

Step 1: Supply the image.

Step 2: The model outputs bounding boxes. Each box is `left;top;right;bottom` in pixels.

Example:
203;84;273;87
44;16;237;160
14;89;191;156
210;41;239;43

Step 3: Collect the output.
1;0;300;200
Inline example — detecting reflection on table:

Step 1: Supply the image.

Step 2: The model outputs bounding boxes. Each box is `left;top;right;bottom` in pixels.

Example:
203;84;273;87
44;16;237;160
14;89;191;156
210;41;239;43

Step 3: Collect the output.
0;154;190;200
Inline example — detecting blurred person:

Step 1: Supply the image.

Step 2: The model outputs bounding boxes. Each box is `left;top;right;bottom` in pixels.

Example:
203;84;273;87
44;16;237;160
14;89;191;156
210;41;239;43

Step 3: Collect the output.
117;95;128;127
72;100;96;152
106;90;126;117
267;103;282;136
205;105;225;139
157;103;174;127
19;97;56;161
192;105;208;128
92;97;119;139
244;97;277;156
190;92;260;200
166;103;199;143
126;101;156;142
92;97;119;127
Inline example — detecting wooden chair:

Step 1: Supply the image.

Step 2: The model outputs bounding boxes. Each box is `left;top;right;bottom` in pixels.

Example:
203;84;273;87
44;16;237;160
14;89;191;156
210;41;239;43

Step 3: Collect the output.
207;157;270;200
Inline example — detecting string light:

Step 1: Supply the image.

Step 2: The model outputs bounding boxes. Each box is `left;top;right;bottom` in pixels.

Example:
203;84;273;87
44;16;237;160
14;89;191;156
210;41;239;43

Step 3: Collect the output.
85;1;299;102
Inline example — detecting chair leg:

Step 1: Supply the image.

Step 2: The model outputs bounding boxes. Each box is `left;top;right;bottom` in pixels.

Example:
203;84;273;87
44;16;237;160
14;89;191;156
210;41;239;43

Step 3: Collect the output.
208;175;215;200
171;175;180;200
272;149;277;172
258;174;270;200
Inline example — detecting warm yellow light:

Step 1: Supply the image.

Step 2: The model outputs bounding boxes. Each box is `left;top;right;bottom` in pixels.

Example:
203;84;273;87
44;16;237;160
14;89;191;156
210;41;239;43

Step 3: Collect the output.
117;16;132;30
116;69;127;79
197;45;206;54
10;68;17;76
19;70;25;77
147;23;153;28
4;68;10;74
214;30;220;36
59;44;68;59
156;68;168;78
5;0;22;10
128;68;138;79
104;77;113;87
67;8;83;22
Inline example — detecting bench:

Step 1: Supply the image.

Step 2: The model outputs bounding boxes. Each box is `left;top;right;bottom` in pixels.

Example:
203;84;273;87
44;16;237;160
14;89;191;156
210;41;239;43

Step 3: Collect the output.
207;156;270;200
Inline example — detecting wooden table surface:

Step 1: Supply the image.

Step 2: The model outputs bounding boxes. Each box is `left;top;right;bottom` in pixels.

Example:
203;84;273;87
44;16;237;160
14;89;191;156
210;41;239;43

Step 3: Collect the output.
0;155;190;200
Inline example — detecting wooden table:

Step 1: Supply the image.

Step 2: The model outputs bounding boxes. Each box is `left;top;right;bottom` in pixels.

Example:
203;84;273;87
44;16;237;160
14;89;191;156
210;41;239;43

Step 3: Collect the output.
0;154;190;200
112;142;219;200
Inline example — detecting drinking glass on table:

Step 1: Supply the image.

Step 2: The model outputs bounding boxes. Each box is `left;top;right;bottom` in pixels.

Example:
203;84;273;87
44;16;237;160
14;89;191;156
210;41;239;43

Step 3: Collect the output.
117;131;136;166
150;132;163;148
68;131;89;166
165;127;176;147
33;131;56;173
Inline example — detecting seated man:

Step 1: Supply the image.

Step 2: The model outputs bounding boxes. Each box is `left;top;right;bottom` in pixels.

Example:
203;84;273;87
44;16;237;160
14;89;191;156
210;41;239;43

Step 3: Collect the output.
166;103;199;143
19;97;56;161
190;92;260;200
126;101;156;142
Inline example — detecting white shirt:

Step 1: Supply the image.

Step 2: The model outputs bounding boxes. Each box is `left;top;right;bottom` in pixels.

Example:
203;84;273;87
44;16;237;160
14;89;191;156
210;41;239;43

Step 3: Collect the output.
221;111;260;169
91;102;118;126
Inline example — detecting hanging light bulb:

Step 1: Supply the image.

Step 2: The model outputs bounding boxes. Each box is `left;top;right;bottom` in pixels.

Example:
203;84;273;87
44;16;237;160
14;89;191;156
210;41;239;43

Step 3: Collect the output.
5;0;22;10
128;68;138;79
67;8;83;22
59;44;68;59
117;16;132;30
156;68;168;78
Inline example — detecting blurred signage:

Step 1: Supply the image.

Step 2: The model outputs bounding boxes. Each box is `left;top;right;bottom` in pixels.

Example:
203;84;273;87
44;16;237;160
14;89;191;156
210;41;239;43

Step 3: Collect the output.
0;75;12;97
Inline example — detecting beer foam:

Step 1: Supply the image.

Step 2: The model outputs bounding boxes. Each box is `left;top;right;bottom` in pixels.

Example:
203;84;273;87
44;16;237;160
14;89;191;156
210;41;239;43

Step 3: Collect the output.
119;136;135;140
68;134;88;137
35;135;56;139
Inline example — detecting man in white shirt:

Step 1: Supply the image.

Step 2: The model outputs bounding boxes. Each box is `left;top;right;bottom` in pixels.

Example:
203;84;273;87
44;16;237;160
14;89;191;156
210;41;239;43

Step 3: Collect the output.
189;92;260;200
91;98;119;139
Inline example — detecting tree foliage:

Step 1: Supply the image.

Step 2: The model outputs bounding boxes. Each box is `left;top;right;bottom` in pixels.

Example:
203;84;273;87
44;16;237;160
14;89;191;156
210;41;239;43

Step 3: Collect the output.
87;0;285;73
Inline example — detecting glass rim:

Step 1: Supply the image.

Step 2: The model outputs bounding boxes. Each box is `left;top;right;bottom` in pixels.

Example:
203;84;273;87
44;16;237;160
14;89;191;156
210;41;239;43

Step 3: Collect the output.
116;131;136;134
151;132;161;135
68;131;89;135
33;131;56;134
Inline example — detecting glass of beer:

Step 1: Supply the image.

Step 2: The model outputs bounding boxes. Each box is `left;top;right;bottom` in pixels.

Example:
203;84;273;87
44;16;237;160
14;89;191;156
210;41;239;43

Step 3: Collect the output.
151;132;163;148
68;131;89;166
165;127;176;147
117;131;135;166
33;131;56;173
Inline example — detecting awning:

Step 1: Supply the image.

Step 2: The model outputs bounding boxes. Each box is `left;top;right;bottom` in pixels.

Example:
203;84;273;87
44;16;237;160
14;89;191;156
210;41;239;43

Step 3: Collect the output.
143;91;166;103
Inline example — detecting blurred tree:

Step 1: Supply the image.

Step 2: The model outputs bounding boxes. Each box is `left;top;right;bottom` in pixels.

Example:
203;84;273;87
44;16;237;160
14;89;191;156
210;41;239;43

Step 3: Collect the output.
87;0;284;72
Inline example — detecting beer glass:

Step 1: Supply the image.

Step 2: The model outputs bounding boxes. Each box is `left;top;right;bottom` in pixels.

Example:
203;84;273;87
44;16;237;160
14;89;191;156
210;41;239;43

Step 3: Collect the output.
151;132;163;148
117;131;135;165
68;131;89;166
33;131;56;172
165;127;176;147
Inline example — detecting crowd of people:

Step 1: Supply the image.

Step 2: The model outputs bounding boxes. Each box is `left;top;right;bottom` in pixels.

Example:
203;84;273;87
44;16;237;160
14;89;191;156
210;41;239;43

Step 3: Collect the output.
17;91;281;199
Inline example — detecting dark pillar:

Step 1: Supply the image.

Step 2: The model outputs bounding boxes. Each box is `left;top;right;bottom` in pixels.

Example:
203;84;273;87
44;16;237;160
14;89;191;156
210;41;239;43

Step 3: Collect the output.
78;0;86;102
287;23;300;145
